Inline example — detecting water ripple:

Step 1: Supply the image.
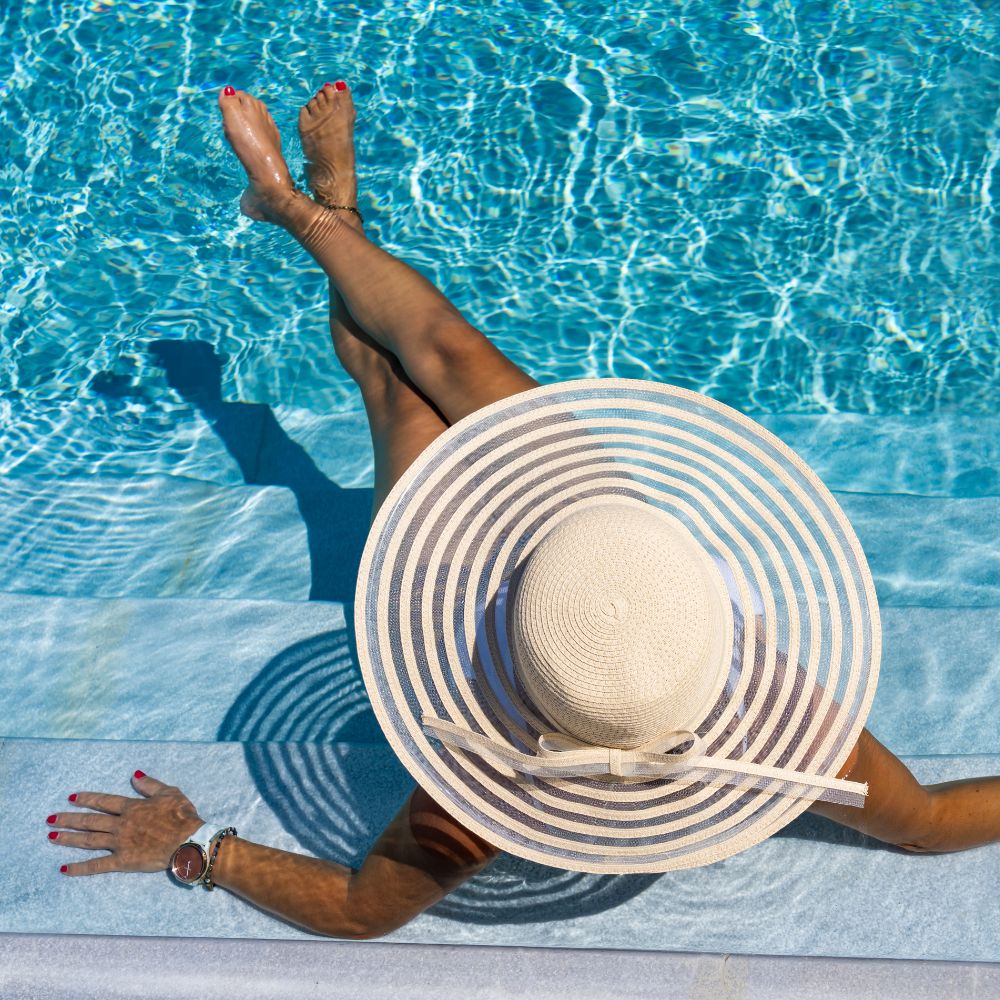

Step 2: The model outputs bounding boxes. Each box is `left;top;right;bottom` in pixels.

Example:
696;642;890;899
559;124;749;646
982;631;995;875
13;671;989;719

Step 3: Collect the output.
0;0;996;420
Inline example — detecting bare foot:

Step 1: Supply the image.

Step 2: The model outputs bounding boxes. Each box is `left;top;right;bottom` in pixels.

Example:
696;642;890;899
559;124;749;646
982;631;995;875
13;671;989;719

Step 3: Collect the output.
218;88;298;223
298;81;362;230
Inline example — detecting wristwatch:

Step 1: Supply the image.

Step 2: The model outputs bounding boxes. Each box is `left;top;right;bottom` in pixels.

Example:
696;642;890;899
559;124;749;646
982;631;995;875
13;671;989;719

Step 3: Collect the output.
169;823;237;889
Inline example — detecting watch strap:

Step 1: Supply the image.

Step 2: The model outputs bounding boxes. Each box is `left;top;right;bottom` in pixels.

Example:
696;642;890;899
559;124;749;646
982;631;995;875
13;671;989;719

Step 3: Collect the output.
184;822;216;852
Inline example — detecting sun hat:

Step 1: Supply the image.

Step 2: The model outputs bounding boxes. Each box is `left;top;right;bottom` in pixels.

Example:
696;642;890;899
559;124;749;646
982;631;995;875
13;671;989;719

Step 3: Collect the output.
355;379;880;874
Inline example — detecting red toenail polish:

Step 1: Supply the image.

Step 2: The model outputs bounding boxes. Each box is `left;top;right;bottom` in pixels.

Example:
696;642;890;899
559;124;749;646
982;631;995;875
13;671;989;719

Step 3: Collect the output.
47;815;57;825
49;831;59;841
60;865;69;874
335;81;346;91
68;793;77;802
224;86;235;96
323;82;333;88
134;770;146;779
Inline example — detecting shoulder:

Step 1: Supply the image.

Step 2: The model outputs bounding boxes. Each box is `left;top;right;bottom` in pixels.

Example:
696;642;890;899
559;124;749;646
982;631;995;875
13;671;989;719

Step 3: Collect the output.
408;784;500;874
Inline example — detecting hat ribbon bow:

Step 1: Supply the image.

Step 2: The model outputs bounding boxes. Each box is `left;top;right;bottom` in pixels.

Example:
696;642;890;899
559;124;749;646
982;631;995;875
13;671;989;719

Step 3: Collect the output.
421;715;867;807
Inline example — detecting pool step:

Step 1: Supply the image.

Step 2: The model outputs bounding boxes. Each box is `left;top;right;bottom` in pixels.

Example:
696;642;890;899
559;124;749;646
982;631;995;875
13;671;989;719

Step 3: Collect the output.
2;735;998;963
3;396;998;497
0;472;370;604
0;472;995;607
0;396;374;491
758;412;1000;498
1;593;998;758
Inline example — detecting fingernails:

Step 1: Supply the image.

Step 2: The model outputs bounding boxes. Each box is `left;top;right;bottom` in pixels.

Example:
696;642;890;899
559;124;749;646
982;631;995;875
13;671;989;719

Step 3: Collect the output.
60;865;69;874
224;86;235;96
48;831;59;841
47;815;57;825
134;770;146;779
335;81;347;91
68;793;78;803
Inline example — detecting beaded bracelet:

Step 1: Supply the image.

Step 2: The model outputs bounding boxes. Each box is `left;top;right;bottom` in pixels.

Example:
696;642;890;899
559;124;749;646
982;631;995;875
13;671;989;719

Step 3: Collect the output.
203;826;237;891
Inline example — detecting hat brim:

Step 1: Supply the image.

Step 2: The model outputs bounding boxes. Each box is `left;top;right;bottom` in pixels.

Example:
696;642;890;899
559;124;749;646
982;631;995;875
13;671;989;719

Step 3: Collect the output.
355;379;880;873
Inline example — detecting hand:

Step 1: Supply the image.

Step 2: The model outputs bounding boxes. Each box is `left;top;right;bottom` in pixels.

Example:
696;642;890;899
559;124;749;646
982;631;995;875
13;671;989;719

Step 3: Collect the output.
48;772;203;876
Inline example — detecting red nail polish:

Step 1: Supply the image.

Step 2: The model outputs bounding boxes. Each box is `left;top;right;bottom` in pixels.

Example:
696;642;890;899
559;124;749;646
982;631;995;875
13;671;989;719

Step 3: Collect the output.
224;86;235;96
60;865;69;874
323;82;333;88
134;770;146;779
48;831;59;841
47;815;57;825
335;81;347;91
68;793;77;802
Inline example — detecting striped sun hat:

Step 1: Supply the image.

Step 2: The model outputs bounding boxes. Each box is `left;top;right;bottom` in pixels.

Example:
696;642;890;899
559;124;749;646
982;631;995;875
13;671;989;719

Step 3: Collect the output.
355;380;881;873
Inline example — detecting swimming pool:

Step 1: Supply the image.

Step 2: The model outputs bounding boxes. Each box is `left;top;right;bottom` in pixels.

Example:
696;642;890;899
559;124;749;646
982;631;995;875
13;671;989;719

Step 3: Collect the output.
1;0;998;978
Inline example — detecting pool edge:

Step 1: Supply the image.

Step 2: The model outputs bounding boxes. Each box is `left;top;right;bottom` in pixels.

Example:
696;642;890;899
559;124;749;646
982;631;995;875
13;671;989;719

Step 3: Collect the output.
1;932;997;999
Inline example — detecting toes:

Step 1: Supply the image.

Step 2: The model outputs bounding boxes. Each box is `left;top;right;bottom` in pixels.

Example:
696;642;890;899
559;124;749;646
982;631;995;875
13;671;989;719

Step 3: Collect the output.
301;92;322;122
300;87;328;125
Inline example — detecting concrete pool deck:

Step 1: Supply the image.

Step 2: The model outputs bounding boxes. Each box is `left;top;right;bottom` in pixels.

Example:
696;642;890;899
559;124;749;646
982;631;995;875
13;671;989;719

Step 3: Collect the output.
2;934;999;999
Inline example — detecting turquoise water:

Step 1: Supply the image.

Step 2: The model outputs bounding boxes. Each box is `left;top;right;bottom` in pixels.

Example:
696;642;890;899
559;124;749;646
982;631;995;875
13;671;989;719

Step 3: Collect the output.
1;0;997;422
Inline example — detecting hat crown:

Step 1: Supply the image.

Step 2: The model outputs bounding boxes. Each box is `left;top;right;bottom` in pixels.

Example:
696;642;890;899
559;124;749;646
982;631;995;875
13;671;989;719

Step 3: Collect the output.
510;501;732;749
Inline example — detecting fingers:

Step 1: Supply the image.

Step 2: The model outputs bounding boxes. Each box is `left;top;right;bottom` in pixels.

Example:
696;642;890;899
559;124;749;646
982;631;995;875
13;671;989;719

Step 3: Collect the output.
132;771;171;797
69;773;171;812
70;791;132;815
49;812;117;834
49;830;115;852
61;855;119;877
50;772;191;879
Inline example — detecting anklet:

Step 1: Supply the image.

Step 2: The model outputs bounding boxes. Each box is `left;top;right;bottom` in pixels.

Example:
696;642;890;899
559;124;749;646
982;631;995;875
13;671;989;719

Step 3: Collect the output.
292;183;364;224
321;203;364;224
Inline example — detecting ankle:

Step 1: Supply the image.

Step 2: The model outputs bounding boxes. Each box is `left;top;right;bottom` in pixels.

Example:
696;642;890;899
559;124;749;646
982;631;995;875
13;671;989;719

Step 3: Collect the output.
270;188;325;231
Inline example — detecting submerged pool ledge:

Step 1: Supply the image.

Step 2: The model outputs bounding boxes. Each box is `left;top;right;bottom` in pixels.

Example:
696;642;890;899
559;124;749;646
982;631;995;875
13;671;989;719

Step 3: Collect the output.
3;737;998;964
1;933;998;1000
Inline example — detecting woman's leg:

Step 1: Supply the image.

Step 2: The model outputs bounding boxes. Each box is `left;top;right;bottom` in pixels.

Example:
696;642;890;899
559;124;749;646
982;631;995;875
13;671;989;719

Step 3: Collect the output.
758;619;1000;854
219;84;537;426
332;307;448;517
294;83;450;513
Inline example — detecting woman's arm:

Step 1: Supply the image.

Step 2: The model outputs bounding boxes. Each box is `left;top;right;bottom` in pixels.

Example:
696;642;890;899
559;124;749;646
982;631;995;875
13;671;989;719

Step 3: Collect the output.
211;785;499;939
809;727;1000;854
746;614;1000;854
51;773;499;939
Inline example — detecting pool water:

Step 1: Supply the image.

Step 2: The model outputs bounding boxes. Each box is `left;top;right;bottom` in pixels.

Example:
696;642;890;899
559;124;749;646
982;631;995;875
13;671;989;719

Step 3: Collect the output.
1;0;997;424
0;0;998;968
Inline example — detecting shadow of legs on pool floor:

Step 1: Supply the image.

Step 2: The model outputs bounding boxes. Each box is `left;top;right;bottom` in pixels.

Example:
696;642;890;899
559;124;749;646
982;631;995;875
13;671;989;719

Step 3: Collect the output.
148;338;372;603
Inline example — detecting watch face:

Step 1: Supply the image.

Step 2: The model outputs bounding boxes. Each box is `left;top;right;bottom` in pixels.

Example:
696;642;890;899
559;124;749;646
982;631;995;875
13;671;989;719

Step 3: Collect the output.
171;843;207;884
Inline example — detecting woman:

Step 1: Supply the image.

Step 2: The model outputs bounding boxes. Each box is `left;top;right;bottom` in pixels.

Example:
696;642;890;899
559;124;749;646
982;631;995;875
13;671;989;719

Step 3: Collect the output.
46;83;1000;939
